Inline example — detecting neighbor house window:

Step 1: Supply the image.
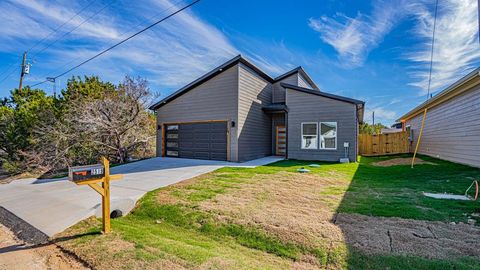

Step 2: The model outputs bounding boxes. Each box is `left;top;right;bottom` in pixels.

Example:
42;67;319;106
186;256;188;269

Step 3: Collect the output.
320;122;337;149
301;123;318;149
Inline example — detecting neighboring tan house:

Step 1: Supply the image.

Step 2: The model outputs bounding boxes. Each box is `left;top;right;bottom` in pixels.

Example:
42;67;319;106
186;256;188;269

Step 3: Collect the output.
398;67;480;168
149;55;365;162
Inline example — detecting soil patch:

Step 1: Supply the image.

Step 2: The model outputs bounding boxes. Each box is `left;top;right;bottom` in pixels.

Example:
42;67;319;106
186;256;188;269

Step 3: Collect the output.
336;213;480;259
0;223;88;270
372;157;436;167
197;171;479;260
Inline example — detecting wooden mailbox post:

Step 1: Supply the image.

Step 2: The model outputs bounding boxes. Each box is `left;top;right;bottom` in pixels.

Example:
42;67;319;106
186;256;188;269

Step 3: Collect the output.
68;157;123;234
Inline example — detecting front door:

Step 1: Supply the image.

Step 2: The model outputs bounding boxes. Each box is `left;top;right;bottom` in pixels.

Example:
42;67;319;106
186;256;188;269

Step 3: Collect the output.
276;126;286;156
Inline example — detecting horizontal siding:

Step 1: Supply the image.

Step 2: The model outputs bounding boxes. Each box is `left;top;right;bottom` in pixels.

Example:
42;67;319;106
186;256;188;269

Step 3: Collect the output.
272;73;297;103
406;83;480;168
156;65;239;161
286;89;357;162
297;74;313;89
237;63;272;161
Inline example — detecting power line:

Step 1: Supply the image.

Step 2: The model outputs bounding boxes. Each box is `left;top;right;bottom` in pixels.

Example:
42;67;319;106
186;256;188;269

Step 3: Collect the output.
0;0;96;81
31;0;185;85
28;0;97;54
425;0;439;101
30;0;116;60
30;0;200;88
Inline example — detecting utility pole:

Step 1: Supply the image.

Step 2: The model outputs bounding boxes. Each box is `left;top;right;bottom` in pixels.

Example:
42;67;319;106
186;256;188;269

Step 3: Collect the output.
18;52;27;92
372;111;375;126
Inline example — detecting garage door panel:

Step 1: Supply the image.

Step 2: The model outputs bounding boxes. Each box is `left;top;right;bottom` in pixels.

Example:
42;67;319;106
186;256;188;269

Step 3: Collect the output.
194;152;210;159
193;143;210;149
211;143;227;149
210;134;226;141
165;122;227;161
211;152;227;160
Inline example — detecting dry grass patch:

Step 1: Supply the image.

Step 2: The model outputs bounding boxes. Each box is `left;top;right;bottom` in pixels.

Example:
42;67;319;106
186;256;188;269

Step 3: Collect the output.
371;157;436;167
200;172;346;250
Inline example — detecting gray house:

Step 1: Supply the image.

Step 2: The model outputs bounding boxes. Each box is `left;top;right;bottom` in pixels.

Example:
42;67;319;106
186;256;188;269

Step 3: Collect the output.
149;55;364;162
398;68;480;168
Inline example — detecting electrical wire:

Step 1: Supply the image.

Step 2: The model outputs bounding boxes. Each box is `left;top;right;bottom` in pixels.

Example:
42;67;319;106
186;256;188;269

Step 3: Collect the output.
0;0;97;86
425;0;439;101
30;0;116;60
28;0;97;54
31;0;185;86
29;0;200;88
411;0;439;168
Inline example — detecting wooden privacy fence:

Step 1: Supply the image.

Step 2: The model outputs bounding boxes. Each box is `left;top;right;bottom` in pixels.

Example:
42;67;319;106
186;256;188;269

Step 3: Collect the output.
358;131;410;156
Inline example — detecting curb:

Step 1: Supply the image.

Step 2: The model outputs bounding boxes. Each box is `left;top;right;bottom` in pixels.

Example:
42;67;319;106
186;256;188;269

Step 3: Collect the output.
0;206;49;244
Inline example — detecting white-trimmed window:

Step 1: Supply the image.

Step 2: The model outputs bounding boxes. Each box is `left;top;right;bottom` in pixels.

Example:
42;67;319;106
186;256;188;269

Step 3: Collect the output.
301;123;318;149
320;122;337;149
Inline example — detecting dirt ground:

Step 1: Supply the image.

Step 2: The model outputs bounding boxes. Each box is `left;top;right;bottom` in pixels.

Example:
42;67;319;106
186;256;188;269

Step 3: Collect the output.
371;157;436;167
0;223;88;270
197;172;480;259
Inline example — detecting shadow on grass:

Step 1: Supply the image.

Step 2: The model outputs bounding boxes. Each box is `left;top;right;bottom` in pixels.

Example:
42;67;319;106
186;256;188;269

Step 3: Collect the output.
335;154;480;269
0;231;100;254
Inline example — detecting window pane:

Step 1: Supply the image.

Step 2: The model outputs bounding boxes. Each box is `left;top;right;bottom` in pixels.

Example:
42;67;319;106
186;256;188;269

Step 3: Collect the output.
303;123;317;135
320;122;336;149
167;125;178;130
167;134;178;139
166;150;178;156
167;142;178;148
302;136;317;149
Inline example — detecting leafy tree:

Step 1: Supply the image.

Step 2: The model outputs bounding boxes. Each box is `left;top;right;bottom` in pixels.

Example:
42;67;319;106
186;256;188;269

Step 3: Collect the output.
0;87;55;173
1;75;156;175
60;76;115;102
359;122;387;135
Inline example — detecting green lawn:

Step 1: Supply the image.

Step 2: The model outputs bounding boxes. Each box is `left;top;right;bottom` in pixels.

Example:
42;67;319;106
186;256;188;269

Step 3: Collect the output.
340;154;480;223
55;154;480;270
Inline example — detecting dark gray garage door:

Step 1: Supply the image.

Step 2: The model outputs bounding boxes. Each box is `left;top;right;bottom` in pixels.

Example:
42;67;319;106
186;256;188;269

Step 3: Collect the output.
165;122;227;161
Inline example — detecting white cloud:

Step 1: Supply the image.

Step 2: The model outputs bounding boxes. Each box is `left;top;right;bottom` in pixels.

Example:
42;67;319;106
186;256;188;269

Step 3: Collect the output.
406;0;480;95
364;107;398;124
6;0;121;40
1;0;308;98
308;0;408;68
2;0;241;94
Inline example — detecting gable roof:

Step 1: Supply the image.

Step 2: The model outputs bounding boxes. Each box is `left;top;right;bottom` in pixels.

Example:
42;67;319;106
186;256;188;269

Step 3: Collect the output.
275;67;320;90
281;83;364;105
281;83;365;123
149;55;273;110
148;55;323;110
397;67;480;122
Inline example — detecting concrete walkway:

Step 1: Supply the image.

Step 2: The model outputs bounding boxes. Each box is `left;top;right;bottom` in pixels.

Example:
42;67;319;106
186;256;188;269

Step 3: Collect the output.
0;156;283;236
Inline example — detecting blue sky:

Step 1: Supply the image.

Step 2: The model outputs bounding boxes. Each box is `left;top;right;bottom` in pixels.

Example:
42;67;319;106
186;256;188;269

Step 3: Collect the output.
0;0;479;125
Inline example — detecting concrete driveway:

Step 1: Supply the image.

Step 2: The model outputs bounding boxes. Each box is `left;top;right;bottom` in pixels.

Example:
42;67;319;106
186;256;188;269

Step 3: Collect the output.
0;156;282;236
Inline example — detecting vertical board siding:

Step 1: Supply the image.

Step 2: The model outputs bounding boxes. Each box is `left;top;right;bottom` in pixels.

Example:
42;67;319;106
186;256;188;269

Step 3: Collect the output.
237;63;273;161
406;84;480;167
286;89;357;162
272;73;298;103
156;65;239;161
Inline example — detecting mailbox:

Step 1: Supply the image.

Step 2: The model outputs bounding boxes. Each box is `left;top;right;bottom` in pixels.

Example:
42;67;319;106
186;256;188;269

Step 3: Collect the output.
69;164;105;182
